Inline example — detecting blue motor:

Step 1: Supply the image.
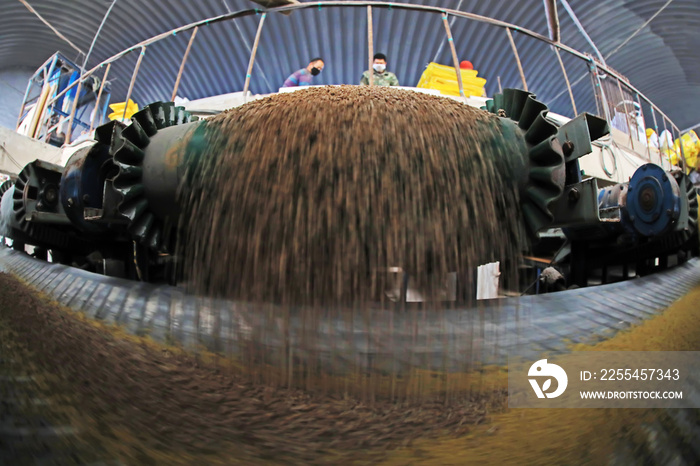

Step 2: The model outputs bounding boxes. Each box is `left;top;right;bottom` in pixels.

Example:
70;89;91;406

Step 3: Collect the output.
626;163;681;237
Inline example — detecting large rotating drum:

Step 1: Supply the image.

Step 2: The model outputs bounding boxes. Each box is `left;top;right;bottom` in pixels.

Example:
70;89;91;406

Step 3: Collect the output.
42;87;615;304
91;88;580;303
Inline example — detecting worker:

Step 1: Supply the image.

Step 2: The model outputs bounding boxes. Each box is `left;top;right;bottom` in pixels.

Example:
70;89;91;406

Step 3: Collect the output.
282;58;325;87
360;53;399;86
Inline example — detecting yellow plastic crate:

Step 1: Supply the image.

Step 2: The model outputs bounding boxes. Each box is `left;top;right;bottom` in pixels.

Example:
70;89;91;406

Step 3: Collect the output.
421;76;487;97
416;62;479;86
416;62;486;97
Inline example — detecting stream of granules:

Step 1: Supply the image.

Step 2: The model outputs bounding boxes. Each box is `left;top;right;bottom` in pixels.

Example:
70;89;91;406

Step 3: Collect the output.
175;86;529;398
177;86;526;305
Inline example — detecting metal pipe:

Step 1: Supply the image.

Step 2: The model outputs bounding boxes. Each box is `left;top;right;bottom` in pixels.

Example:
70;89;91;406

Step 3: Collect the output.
651;103;660;133
660;116;672;165
558;0;606;65
616;79;635;150
553;47;576;115
590;68;601;117
65;79;83;143
82;0;118;71
430;0;463;62
505;28;528;91
231;18;273;91
34;54;61;78
543;0;559;43
14;79;33;131
367;6;374;86
591;62;612;126
681;121;700;134
243;12;267;103
635;93;653;162
647;104;664;165
441;13;465;99
676;126;689;172
171;26;199;101
90;63;111;132
122;47;146;121
17;54;58;132
661;116;669;146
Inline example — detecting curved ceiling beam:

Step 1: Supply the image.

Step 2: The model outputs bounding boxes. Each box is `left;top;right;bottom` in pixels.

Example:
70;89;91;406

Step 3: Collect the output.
17;0;85;57
558;0;606;65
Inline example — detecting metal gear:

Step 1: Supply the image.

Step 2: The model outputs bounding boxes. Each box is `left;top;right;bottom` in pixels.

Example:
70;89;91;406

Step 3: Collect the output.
95;102;197;251
483;89;566;238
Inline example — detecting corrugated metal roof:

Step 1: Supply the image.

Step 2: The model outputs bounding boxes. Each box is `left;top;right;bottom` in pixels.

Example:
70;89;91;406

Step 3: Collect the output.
1;0;699;130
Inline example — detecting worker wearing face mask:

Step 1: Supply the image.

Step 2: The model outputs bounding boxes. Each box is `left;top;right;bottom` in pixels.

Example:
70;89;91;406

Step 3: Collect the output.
282;57;325;87
360;53;399;86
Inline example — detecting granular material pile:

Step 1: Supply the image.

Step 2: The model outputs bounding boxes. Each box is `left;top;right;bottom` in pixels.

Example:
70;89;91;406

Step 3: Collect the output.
178;86;526;305
0;272;505;464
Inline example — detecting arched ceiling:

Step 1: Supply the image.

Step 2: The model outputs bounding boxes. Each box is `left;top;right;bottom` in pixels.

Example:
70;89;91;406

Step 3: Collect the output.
1;0;699;131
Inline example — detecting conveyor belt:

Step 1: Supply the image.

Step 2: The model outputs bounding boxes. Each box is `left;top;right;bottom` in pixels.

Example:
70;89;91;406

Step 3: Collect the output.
1;247;699;374
1;247;699;464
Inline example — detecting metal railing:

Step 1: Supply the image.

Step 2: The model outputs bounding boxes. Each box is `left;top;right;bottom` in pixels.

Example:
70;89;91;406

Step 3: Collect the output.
16;1;688;168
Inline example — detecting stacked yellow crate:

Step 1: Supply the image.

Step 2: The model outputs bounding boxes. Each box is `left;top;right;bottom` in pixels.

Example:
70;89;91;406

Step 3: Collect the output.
416;62;487;97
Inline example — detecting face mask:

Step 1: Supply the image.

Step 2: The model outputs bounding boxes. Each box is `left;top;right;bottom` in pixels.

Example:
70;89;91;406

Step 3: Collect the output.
373;63;386;73
311;67;321;76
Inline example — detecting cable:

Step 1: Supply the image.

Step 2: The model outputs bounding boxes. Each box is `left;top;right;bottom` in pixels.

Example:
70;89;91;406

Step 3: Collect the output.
598;143;618;177
0;143;27;170
82;0;118;71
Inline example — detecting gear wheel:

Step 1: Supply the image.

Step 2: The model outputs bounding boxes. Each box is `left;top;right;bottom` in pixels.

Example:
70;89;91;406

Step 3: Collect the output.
0;179;15;237
483;89;566;238
677;172;698;242
10;161;72;248
95;102;197;251
685;180;698;235
0;178;14;197
12;162;60;233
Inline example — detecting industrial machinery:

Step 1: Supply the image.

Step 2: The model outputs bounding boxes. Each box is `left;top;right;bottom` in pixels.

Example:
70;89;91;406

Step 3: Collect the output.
0;88;696;297
484;89;698;288
1;4;698;463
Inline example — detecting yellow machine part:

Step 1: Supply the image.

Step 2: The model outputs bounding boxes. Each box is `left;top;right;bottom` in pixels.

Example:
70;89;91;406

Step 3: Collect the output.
416;62;487;97
108;99;139;121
